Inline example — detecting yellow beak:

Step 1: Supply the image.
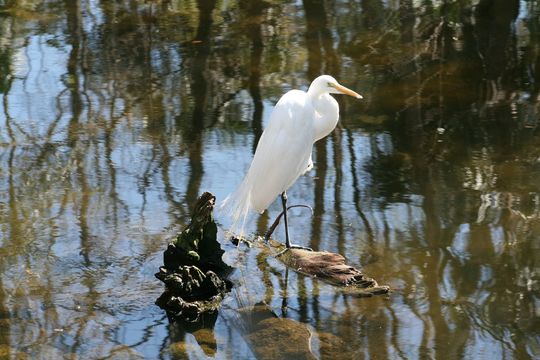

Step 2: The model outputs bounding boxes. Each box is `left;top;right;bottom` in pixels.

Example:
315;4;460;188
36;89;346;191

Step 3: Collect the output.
335;83;363;99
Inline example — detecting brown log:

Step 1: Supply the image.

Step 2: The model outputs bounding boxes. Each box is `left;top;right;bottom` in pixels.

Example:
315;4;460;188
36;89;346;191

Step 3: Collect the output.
277;248;390;297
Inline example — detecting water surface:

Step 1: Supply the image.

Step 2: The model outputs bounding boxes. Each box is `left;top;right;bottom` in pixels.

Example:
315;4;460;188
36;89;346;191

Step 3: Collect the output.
0;0;539;359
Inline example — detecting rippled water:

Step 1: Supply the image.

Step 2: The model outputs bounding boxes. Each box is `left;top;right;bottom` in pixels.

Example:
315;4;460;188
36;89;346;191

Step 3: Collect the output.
0;0;539;359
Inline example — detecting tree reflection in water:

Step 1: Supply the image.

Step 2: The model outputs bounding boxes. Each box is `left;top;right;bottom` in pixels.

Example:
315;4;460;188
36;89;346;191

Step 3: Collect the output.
0;0;538;358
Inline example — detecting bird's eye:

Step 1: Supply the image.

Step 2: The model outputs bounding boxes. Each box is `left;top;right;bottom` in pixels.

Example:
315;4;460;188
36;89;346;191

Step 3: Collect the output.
327;82;335;87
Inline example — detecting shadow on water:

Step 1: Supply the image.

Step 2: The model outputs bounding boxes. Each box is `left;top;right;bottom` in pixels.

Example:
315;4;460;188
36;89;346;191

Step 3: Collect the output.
0;0;539;358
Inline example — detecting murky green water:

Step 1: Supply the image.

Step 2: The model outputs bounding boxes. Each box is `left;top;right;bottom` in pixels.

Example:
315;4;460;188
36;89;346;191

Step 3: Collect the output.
0;0;539;358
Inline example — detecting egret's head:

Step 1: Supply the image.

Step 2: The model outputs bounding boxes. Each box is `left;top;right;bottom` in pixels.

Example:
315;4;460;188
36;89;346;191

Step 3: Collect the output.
310;75;363;99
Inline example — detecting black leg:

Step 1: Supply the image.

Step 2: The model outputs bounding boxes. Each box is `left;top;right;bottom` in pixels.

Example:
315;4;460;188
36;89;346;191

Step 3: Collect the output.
273;192;312;255
281;192;291;248
264;205;313;241
259;191;314;255
281;267;289;316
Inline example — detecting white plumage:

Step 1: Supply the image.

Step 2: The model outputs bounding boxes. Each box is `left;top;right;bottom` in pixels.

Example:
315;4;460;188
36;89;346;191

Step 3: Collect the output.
223;75;362;242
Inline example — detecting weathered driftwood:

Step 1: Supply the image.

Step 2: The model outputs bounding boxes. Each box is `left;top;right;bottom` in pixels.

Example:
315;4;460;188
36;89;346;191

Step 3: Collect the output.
276;248;390;297
155;192;231;322
263;207;389;296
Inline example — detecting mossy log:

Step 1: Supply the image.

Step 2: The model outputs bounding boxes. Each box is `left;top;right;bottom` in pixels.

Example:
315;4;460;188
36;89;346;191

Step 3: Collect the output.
155;192;231;322
277;248;390;297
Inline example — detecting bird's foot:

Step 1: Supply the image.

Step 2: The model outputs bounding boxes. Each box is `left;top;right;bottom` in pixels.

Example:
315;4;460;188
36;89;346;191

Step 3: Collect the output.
289;244;313;251
275;244;313;257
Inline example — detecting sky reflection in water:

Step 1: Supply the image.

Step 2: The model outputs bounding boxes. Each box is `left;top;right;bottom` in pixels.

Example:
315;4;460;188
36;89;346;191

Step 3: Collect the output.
0;0;539;359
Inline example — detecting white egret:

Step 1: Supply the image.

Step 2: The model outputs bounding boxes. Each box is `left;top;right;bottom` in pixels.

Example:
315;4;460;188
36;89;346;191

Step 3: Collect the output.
223;75;362;249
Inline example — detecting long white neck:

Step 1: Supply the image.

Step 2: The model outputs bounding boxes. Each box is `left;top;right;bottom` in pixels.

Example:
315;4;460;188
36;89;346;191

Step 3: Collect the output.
309;92;339;142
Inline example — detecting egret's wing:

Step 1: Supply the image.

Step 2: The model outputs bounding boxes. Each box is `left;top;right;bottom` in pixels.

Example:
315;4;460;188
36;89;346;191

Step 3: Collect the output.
221;89;314;235
246;90;314;212
303;154;313;174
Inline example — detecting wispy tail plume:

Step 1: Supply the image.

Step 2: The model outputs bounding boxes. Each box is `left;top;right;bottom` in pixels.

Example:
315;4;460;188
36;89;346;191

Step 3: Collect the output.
220;176;253;238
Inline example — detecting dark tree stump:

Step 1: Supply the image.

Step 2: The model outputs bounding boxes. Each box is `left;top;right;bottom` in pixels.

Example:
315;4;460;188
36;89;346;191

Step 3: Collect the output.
155;192;232;322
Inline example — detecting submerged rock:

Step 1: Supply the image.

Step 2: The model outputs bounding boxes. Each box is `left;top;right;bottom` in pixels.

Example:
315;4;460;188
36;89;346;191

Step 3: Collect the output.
0;345;10;358
246;317;316;360
155;192;231;322
238;303;356;360
168;328;218;358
